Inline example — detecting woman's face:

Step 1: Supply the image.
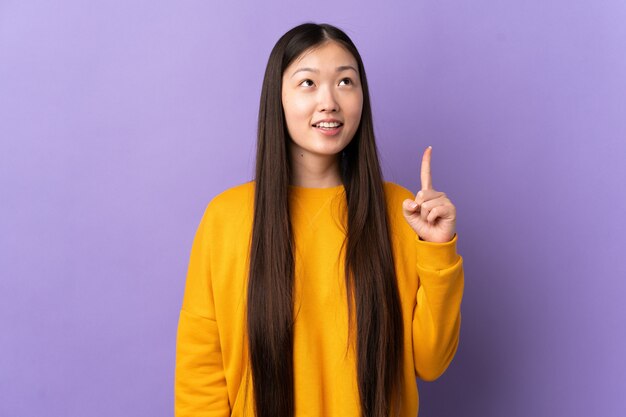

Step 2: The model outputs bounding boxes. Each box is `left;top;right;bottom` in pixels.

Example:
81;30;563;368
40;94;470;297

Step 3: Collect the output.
281;41;363;160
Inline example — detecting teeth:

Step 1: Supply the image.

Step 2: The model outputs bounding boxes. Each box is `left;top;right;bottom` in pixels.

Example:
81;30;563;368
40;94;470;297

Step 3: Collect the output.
315;122;341;128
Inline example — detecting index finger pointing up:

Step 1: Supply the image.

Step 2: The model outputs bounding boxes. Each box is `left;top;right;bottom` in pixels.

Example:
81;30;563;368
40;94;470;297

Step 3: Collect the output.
420;146;433;191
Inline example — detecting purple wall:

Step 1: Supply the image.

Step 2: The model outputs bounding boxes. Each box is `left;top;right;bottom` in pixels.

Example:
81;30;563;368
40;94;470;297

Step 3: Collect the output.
1;1;625;416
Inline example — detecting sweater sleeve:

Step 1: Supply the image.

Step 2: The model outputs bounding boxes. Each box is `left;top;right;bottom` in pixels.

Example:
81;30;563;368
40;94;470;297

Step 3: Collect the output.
175;204;230;417
412;233;464;381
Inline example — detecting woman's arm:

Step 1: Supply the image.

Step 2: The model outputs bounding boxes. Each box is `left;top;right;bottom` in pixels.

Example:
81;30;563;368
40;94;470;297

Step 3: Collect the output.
411;234;464;381
175;205;230;417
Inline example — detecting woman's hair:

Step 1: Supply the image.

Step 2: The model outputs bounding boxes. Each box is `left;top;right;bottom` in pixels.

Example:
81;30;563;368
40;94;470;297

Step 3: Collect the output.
246;22;404;417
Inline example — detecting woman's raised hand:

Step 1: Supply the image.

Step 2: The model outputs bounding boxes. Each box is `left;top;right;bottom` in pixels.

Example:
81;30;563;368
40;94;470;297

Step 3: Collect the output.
402;146;457;243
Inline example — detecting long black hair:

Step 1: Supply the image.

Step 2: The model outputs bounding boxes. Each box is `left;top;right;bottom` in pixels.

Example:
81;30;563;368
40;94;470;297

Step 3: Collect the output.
247;22;404;417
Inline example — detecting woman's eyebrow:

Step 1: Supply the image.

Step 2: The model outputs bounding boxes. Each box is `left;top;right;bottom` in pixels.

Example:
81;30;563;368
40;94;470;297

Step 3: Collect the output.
290;65;358;78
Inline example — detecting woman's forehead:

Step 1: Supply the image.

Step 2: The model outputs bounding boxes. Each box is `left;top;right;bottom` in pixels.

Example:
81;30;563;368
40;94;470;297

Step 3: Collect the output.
286;41;358;75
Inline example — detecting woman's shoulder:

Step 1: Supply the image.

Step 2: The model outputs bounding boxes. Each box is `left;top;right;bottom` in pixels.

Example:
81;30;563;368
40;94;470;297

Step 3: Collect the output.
204;180;255;220
383;180;415;202
382;181;416;230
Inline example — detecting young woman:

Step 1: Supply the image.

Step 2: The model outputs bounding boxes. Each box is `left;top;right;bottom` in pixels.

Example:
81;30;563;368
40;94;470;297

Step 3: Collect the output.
175;22;464;417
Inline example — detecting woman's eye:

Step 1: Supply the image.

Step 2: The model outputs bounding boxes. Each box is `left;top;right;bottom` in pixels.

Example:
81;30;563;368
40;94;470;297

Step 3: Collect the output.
339;78;352;86
300;79;314;87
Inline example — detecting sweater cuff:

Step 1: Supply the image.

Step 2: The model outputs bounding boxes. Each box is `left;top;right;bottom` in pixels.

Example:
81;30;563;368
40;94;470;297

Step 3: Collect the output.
415;233;460;270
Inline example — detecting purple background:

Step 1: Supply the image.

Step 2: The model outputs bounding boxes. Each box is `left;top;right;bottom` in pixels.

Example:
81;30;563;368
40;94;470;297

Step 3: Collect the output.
1;1;625;416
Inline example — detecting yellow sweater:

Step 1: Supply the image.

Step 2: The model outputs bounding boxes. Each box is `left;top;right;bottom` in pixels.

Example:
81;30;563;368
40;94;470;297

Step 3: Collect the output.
175;181;464;417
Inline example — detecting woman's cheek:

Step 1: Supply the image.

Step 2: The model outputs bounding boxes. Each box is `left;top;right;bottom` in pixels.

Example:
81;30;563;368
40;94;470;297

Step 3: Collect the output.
293;96;314;117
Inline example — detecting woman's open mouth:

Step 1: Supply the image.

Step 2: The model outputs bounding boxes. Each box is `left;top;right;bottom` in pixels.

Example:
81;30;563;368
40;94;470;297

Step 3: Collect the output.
312;121;344;136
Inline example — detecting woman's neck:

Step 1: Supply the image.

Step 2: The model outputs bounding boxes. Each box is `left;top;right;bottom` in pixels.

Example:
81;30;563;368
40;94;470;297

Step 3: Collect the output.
289;147;342;188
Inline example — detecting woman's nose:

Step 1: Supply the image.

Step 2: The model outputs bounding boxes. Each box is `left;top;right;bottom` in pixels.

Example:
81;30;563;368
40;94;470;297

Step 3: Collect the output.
317;85;339;112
